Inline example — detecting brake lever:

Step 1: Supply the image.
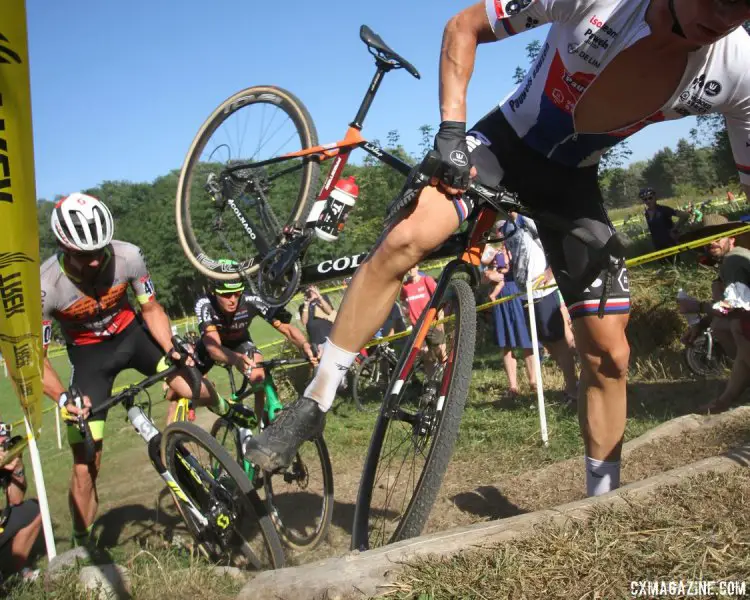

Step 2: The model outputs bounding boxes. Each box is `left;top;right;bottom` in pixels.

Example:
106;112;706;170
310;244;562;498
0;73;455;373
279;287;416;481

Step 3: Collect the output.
69;386;96;464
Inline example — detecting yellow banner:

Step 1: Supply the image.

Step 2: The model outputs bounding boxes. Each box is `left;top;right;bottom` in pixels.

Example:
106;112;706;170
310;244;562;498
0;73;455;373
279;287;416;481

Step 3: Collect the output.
0;0;43;436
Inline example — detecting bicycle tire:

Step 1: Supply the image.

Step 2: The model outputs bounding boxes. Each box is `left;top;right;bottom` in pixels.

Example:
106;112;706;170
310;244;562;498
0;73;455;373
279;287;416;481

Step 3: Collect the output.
684;334;726;377
210;417;243;463
353;353;392;412
161;421;285;570
264;435;334;551
351;278;476;551
176;85;320;281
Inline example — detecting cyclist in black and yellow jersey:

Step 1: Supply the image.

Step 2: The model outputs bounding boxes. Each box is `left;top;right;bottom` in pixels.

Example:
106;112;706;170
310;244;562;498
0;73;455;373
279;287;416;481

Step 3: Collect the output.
171;259;318;423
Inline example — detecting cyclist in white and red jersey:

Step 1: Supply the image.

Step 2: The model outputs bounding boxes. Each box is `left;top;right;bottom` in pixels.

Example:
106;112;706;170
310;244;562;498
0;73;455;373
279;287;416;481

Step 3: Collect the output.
247;0;750;498
41;192;226;546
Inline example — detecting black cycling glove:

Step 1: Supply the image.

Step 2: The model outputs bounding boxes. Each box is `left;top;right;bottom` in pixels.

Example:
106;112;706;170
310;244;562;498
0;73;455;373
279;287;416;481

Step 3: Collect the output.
433;121;471;190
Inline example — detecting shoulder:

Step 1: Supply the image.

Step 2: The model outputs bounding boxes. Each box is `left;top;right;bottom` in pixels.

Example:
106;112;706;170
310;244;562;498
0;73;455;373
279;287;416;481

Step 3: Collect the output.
242;292;271;315
712;29;750;116
194;296;216;320
40;254;61;301
111;240;149;268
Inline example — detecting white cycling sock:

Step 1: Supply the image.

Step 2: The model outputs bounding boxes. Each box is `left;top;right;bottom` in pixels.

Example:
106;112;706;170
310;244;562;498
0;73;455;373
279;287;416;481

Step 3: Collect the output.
585;456;621;497
304;338;358;412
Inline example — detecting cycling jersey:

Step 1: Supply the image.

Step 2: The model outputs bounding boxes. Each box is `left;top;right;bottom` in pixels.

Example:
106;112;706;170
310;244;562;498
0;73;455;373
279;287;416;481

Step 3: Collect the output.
485;0;750;183
195;292;291;348
40;240;156;346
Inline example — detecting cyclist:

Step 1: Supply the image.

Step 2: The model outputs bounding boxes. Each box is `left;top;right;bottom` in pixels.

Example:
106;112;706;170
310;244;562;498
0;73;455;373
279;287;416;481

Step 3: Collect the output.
184;260;318;424
41;193;226;546
246;0;750;501
640;187;690;251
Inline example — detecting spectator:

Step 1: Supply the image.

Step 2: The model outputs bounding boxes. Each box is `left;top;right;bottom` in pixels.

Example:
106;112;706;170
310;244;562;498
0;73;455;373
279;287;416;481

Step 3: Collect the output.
298;285;336;351
640;187;689;252
400;265;447;374
0;424;42;583
502;216;578;404
481;242;539;399
678;215;750;413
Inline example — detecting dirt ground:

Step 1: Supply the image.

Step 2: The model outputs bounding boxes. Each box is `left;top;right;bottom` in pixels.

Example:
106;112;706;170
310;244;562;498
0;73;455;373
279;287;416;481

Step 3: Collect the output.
89;405;750;568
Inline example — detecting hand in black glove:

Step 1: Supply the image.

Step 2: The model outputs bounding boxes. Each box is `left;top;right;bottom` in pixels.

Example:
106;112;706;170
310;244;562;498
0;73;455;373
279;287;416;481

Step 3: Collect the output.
433;121;473;193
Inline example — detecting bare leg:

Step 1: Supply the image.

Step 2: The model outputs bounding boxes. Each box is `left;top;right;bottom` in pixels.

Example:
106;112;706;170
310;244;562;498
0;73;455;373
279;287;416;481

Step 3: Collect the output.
69;441;103;540
522;349;537;390
545;339;578;396
9;512;42;572
330;187;461;352
244;186;463;471
702;319;750;412
502;348;519;393
574;313;630;462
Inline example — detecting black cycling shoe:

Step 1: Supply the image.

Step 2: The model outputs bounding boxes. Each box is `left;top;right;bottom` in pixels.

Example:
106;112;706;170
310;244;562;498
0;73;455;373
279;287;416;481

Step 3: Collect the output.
244;396;326;472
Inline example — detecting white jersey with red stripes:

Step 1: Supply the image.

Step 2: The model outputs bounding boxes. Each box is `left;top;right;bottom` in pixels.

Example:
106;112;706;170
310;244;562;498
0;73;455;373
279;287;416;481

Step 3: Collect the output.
485;0;750;183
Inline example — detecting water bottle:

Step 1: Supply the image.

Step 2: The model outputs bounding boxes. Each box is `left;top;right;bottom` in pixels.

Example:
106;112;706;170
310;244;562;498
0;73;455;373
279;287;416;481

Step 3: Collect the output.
313;176;359;242
128;406;159;443
677;289;701;326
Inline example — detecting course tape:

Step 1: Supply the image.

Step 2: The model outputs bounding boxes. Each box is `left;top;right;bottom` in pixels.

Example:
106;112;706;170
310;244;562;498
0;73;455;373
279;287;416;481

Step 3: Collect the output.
38;224;750;377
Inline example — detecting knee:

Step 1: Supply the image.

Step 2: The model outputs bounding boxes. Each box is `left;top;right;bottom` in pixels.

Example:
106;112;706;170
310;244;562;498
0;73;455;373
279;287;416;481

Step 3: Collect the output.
579;332;630;381
379;220;431;267
249;370;265;385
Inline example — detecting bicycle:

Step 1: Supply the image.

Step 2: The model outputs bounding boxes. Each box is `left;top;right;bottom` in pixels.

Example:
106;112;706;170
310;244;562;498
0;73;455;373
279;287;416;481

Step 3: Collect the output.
202;356;334;551
175;25;422;306
74;341;285;570
173;23;627;551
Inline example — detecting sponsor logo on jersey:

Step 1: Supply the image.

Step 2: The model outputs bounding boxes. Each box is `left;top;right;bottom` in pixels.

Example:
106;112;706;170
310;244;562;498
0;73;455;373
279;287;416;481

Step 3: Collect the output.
704;80;722;97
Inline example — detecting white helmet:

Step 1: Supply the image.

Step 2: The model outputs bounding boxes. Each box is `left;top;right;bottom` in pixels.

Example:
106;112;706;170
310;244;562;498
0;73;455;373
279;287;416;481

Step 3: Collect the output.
51;193;114;252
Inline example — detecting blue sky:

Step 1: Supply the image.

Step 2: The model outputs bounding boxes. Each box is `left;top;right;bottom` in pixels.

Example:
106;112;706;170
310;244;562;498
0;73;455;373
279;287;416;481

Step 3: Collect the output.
26;0;698;201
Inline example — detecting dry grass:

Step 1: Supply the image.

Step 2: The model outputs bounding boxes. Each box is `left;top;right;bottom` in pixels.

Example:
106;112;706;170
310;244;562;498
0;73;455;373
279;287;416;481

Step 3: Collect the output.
2;545;244;600
389;468;750;600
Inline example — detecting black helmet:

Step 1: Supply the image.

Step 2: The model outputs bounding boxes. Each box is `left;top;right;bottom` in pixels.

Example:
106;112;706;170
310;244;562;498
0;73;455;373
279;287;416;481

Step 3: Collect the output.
639;187;655;201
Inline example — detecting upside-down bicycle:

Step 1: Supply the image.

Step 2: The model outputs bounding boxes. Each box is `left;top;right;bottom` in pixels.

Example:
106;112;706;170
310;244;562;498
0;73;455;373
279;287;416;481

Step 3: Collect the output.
174;25;627;551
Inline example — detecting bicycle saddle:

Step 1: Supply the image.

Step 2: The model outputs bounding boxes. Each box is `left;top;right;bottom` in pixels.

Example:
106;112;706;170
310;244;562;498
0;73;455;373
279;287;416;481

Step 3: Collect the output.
360;25;420;79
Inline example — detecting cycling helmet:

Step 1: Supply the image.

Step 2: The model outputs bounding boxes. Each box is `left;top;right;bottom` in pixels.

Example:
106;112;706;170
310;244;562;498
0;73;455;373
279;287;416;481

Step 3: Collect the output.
212;259;245;294
51;193;114;252
639;187;655;201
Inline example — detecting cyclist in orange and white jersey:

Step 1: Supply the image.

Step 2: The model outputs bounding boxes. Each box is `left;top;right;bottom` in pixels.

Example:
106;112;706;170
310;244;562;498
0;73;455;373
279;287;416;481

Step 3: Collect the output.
41;192;226;547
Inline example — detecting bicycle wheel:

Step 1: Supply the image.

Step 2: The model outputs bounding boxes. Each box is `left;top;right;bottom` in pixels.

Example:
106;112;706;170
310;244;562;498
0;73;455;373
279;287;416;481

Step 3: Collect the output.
351;278;476;551
684;334;727;377
176;85;320;281
353;352;392;412
161;421;285;570
210;417;242;463
264;435;334;551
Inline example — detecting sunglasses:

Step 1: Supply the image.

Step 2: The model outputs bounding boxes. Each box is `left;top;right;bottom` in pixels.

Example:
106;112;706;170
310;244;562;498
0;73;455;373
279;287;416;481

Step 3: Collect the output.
215;289;244;297
64;247;106;261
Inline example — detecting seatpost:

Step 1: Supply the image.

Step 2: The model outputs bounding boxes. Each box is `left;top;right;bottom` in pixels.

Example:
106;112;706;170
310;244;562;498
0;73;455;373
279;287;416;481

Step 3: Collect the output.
350;64;390;130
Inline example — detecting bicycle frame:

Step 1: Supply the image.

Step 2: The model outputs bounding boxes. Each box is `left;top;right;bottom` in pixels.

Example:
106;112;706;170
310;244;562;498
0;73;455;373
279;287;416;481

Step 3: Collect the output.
92;371;219;531
217;63;413;270
386;205;497;410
